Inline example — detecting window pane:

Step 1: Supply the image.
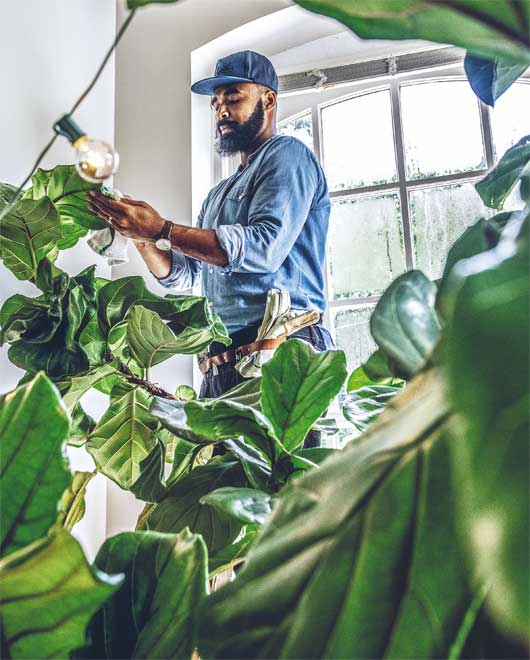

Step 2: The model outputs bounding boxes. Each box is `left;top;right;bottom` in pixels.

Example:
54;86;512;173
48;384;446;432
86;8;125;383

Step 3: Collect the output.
278;111;313;151
328;193;406;299
321;90;397;191
409;181;494;279
331;305;377;371
401;81;486;180
490;82;530;162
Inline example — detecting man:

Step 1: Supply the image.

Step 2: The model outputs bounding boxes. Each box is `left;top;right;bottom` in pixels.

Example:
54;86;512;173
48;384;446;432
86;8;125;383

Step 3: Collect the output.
88;51;334;435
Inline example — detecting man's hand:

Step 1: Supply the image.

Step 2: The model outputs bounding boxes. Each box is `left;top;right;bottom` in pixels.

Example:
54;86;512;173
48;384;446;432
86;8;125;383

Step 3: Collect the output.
87;190;165;242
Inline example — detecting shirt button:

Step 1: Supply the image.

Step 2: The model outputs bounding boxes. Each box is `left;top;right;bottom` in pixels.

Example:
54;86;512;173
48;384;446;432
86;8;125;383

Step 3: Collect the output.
209;267;213;274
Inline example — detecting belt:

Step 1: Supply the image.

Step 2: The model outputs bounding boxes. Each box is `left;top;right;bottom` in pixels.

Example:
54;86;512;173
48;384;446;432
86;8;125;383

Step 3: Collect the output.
198;337;287;374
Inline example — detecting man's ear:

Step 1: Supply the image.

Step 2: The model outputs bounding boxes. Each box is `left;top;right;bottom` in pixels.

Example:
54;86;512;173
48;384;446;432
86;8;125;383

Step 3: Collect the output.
262;88;277;111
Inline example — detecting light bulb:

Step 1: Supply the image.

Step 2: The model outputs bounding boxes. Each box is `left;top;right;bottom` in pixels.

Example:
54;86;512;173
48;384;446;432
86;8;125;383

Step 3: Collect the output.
53;113;119;183
72;136;119;183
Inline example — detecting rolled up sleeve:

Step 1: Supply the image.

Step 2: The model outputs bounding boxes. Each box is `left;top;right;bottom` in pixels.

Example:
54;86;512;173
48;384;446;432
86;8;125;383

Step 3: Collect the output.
219;141;319;274
156;250;201;290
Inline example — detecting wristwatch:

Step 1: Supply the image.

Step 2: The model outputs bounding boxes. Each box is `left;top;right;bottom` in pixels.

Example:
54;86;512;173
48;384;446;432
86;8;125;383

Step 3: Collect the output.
155;220;173;251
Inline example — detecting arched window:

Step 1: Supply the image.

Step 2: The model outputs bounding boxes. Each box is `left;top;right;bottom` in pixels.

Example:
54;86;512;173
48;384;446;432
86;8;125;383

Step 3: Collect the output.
279;64;530;371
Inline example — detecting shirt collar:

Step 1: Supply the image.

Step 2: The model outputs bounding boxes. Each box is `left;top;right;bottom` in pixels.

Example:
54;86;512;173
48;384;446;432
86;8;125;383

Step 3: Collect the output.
236;134;281;172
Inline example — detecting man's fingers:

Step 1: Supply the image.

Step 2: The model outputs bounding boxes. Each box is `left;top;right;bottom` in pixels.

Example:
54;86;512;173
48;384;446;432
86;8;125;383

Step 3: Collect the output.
121;196;145;207
88;190;129;215
88;201;124;229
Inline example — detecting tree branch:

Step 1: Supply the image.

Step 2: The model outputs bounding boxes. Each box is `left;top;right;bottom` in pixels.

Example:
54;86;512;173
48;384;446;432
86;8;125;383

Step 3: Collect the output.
105;349;176;400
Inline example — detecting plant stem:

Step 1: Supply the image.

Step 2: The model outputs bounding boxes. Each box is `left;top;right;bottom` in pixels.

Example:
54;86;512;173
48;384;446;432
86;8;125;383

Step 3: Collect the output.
105;349;176;400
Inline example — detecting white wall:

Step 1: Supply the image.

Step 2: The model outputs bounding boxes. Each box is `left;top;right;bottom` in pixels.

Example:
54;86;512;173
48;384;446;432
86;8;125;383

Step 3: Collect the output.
0;0;117;560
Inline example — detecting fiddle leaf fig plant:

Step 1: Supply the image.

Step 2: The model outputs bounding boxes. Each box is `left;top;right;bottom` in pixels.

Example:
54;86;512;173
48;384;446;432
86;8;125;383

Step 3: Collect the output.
1;1;529;656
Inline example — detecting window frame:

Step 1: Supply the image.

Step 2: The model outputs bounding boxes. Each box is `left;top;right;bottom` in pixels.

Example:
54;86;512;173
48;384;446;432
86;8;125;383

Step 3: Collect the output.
278;64;529;339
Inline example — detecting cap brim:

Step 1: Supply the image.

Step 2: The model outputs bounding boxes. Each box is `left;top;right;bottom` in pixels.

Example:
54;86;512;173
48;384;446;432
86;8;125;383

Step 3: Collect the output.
191;75;255;96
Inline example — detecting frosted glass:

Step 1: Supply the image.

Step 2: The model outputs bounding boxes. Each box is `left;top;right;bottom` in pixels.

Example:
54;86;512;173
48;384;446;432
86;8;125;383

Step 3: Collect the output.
328;193;406;299
490;82;530;162
331;305;377;371
401;81;486;180
278;112;314;151
410;182;494;279
321;90;397;191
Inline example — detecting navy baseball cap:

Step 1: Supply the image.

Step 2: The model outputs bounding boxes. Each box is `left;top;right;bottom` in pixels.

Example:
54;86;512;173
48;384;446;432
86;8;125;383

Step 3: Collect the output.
191;50;278;96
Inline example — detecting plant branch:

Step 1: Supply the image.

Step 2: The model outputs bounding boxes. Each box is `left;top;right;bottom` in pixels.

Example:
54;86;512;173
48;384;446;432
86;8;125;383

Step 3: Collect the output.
105;349;176;400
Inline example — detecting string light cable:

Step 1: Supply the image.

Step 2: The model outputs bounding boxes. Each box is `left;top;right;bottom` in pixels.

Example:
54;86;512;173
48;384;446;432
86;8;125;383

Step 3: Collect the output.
0;8;137;223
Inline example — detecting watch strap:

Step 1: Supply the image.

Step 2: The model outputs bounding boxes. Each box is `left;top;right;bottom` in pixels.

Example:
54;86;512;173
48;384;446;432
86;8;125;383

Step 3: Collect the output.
159;220;173;242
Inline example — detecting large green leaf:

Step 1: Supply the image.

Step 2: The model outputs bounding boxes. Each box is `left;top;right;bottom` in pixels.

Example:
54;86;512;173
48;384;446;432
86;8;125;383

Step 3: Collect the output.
56;471;94;530
87;386;159;490
68;403;97;447
23;165;105;249
150;396;216;445
342;384;401;432
347;348;404;389
80;529;207;659
0;182;18;205
127;304;222;367
445;210;529;643
152;393;283;461
223;438;272;491
464;53;530;106
217;375;262;409
77;314;107;367
199;372;478;659
4;265;97;379
294;0;530;63
440;214;511;283
208;524;260;577
201;487;273;525
0;196;61;280
57;363;121;410
185;398;283;461
261;340;347;452
475;135;530;209
97;276;229;346
0;373;70;558
0;527;122;659
139;456;248;555
370;270;442;378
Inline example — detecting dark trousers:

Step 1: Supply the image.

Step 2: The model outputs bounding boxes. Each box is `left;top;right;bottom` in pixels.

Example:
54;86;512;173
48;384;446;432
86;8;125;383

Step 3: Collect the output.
199;323;335;448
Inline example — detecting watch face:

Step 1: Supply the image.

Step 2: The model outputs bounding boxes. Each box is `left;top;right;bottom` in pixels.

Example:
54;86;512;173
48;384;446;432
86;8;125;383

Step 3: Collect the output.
155;238;172;251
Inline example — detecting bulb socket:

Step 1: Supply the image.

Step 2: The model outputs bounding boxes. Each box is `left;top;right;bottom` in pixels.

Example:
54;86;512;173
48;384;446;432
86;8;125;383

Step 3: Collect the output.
53;114;86;144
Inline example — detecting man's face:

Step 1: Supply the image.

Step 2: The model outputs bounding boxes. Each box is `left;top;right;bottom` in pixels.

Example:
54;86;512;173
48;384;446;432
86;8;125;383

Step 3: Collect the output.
211;83;265;156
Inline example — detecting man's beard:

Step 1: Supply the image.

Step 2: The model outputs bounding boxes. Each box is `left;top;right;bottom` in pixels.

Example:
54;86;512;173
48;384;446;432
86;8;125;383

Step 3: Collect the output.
215;99;265;157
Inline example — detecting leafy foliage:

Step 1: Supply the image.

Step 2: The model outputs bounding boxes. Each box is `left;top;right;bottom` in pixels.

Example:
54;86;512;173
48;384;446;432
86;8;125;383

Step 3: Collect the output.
0;373;70;558
201;487;273;526
294;0;530;63
57;471;94;530
199;373;478;659
0;527;122;659
80;529;207;659
87;386;161;490
475;135;530;209
370;270;442;378
464;54;530;106
0;196;61;281
445;208;529;643
1;261;97;378
138;455;248;556
342;384;401;432
1;3;529;654
261;340;346;452
23;165;105;249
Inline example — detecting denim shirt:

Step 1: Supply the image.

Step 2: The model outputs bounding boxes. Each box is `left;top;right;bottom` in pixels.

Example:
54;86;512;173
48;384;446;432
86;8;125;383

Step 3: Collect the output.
158;135;331;334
